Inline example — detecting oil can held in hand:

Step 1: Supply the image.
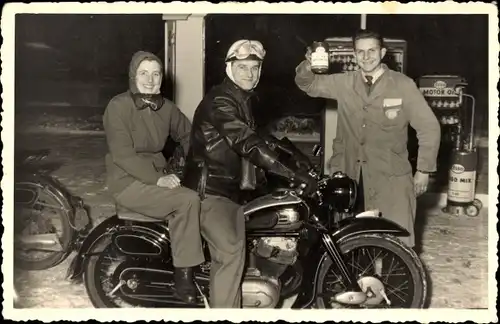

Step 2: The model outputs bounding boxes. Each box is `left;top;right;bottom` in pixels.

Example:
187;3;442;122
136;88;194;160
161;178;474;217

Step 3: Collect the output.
311;41;330;74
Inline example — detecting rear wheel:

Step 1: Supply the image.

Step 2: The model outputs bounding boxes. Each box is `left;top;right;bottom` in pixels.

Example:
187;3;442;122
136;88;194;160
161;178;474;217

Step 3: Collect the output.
83;235;210;308
14;181;74;270
315;234;427;309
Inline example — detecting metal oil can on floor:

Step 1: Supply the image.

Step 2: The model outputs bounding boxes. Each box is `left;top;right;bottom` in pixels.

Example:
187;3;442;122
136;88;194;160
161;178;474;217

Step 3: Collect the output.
447;150;482;216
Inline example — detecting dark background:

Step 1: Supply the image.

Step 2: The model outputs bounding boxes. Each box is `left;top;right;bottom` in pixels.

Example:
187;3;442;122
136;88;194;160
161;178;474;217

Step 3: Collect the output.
15;13;489;132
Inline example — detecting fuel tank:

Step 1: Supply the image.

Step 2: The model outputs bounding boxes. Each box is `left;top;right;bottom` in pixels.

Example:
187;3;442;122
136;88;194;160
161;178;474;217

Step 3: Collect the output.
244;188;309;233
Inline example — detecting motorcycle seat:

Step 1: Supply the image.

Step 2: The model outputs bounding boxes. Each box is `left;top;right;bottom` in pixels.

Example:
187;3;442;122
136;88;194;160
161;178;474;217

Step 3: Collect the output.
116;205;163;223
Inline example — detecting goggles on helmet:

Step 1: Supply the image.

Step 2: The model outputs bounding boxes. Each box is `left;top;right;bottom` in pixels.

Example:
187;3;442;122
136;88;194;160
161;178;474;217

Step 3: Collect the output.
225;40;266;62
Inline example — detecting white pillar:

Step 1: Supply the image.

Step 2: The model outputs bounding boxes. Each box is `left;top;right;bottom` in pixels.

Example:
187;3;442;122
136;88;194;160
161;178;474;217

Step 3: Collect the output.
322;102;339;175
174;15;206;122
162;14;205;122
361;14;367;29
164;19;171;83
163;20;175;100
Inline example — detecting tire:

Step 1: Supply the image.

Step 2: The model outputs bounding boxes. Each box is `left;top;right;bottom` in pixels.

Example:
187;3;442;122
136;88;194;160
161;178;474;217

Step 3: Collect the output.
315;234;427;309
466;199;482;217
83;235;127;308
14;181;74;271
473;198;483;210
465;204;480;217
83;233;211;309
83;235;180;308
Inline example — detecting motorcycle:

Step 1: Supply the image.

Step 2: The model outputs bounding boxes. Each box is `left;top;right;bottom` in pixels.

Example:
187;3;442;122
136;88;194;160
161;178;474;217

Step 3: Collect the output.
66;145;427;309
14;148;91;271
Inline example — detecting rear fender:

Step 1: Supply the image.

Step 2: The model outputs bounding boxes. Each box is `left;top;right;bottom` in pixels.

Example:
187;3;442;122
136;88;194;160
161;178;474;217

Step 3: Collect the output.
66;215;170;280
36;174;87;211
330;212;410;243
16;174;74;214
16;173;87;218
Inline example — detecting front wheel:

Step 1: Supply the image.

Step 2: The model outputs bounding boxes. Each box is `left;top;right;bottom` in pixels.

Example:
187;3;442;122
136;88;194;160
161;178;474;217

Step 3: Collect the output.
315;234;427;309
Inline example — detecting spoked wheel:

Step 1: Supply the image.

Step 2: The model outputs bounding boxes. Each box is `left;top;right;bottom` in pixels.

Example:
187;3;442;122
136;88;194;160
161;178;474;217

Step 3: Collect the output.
14;181;74;270
83;235;210;308
316;234;427;309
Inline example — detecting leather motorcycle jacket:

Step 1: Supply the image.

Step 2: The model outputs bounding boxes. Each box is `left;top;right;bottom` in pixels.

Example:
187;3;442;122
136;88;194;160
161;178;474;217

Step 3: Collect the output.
182;78;308;203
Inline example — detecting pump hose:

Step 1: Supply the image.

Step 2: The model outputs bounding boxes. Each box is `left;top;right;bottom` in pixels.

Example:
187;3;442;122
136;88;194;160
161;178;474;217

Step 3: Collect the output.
462;93;476;152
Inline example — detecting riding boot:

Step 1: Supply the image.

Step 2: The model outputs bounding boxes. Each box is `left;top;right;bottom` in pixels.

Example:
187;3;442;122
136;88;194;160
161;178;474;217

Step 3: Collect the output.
174;267;198;304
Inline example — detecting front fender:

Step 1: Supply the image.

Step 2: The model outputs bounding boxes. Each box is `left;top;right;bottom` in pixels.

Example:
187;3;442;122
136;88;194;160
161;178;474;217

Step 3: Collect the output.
291;215;409;308
330;215;410;243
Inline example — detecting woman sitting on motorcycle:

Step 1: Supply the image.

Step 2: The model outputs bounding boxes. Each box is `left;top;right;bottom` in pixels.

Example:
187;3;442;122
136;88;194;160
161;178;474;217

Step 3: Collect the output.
102;50;205;304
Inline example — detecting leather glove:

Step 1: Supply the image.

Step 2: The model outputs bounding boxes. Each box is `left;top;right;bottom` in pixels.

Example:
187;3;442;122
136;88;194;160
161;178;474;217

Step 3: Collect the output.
278;137;313;171
292;171;318;197
290;153;312;172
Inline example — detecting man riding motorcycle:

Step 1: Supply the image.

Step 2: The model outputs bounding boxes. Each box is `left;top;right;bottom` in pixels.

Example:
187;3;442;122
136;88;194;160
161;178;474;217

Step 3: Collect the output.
181;39;317;308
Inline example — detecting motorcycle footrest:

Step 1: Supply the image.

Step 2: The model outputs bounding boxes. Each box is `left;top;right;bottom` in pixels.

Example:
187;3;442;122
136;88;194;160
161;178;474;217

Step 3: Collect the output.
171;292;206;306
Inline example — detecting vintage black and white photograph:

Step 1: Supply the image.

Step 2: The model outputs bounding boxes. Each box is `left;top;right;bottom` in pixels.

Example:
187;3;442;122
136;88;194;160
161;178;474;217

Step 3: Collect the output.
1;2;498;322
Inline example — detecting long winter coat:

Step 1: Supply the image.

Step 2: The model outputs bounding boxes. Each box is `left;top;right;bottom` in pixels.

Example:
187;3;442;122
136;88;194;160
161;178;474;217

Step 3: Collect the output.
103;51;192;197
295;61;441;247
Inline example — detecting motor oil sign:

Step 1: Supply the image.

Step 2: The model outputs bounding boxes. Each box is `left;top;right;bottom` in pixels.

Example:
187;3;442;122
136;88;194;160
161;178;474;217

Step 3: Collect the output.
420;80;459;98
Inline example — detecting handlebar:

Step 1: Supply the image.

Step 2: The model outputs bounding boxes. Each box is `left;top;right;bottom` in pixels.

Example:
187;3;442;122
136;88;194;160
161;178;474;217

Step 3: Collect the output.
288;167;326;198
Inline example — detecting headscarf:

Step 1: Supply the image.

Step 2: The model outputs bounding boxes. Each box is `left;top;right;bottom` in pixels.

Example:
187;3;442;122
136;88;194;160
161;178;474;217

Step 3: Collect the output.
128;51;165;111
224;40;266;90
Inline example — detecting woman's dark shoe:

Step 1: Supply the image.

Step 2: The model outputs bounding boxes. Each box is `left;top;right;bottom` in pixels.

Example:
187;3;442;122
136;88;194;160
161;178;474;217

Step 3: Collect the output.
174;267;197;304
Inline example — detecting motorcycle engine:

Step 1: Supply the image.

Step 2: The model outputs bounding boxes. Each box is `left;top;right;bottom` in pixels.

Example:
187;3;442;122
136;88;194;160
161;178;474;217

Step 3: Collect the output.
241;207;301;308
242;268;281;308
241;237;299;308
255;237;298;265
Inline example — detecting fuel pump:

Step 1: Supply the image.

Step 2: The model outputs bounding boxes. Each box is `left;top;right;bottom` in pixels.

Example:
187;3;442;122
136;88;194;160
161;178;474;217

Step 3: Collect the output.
418;75;483;217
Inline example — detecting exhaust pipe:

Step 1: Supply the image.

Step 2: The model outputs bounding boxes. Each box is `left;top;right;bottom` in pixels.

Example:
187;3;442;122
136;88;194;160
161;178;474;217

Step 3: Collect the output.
15;233;64;252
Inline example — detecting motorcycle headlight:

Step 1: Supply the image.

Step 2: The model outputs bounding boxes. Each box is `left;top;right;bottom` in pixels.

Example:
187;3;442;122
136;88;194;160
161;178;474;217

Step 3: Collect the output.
323;172;357;212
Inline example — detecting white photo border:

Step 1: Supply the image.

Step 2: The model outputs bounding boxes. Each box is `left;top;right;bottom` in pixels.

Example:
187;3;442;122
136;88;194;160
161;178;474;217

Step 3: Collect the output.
2;2;498;322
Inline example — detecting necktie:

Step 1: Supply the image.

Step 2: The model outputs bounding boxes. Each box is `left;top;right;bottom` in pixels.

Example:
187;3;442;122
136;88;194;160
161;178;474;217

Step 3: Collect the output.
365;75;373;95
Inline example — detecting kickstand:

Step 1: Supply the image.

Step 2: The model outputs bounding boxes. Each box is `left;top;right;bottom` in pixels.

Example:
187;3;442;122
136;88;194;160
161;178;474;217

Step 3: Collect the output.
195;281;210;308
